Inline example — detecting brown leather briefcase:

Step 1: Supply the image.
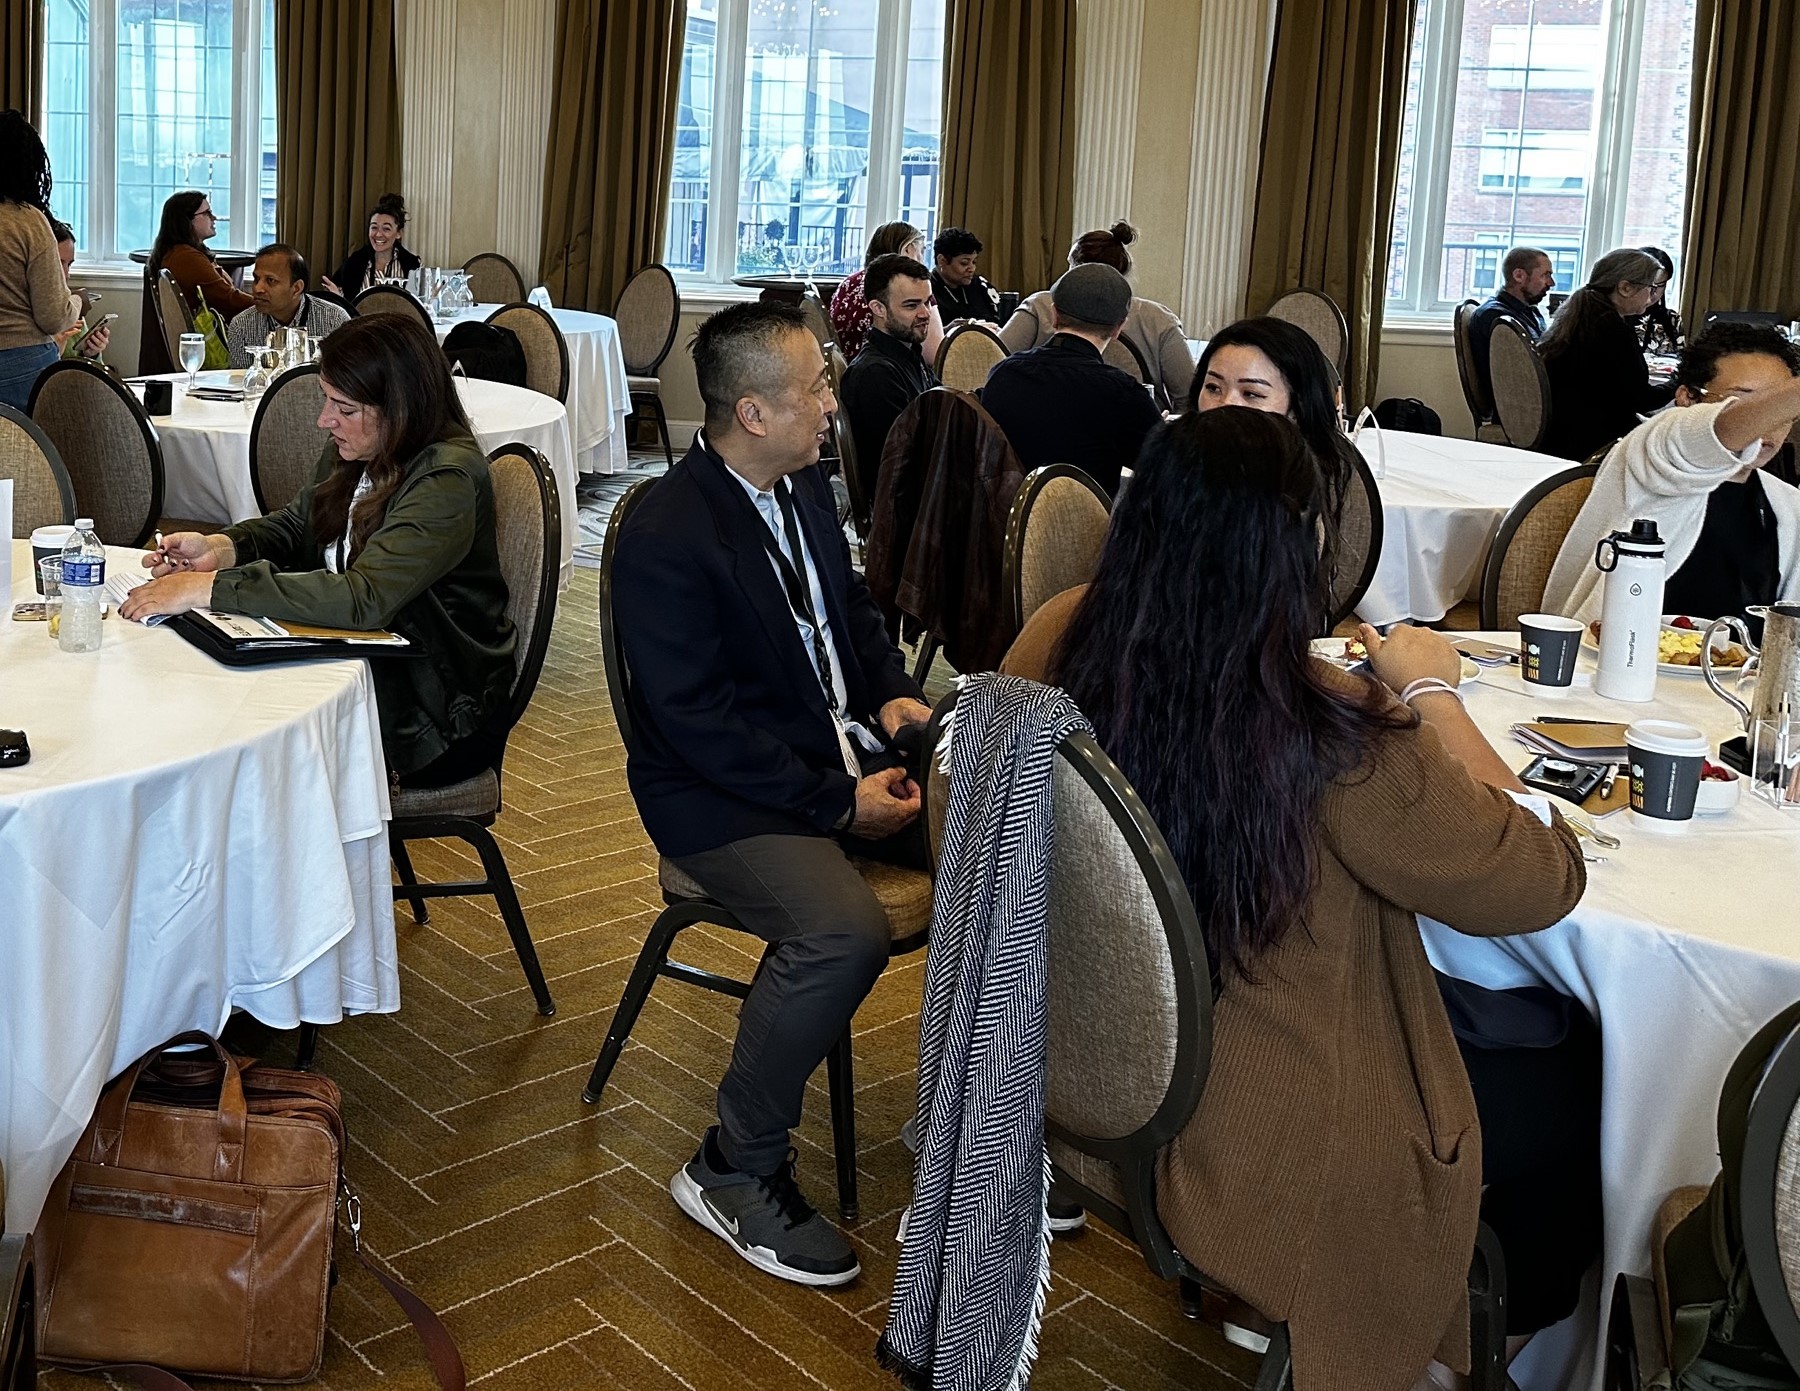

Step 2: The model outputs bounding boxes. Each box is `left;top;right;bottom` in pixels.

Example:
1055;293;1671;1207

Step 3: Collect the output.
32;1032;460;1387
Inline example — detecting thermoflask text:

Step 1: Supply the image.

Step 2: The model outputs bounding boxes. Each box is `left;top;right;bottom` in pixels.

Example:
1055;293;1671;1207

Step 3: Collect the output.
1595;518;1666;703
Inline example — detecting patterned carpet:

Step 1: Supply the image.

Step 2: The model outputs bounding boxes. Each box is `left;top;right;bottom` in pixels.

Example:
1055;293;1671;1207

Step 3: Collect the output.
40;465;1260;1391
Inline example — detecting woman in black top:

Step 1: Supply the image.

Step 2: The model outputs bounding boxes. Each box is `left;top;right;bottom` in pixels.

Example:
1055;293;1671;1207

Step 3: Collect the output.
320;192;421;299
1635;246;1683;356
1540;247;1675;460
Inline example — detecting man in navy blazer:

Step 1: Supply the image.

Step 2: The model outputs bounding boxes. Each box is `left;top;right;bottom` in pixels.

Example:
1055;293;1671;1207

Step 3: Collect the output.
611;301;930;1288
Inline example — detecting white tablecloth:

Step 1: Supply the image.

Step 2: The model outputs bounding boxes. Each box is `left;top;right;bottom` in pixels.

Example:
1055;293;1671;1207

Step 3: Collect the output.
146;374;577;587
434;304;633;475
1424;639;1800;1391
1353;432;1574;628
0;542;399;1233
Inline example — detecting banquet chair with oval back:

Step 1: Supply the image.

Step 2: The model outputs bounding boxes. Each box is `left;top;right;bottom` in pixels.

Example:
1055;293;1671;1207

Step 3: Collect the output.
919;689;1510;1391
1327;438;1385;630
1103;332;1165;409
831;400;872;544
1477;464;1598;630
1605;1005;1800;1390
798;291;833;351
0;1165;34;1391
582;474;934;1220
934;321;1007;392
486;302;570;403
1454;299;1505;443
27;360;213;545
248;364;331;515
1266;288;1349;378
1003;464;1111;635
0;403;75;535
613;264;682;467
462;252;527;307
351;283;434;333
377;442;560;1013
155;267;194;368
1488;318;1553;452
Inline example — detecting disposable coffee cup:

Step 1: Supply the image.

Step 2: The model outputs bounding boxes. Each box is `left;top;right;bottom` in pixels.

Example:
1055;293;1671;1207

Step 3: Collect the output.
30;525;74;593
142;379;173;416
1518;613;1584;692
1626;720;1709;829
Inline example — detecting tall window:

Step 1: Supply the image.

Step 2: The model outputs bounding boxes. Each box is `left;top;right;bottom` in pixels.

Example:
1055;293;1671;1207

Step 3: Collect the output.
666;0;946;286
1386;0;1698;317
42;0;279;262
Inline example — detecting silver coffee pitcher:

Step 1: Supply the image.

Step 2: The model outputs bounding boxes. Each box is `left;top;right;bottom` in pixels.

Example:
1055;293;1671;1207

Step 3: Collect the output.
1703;603;1800;756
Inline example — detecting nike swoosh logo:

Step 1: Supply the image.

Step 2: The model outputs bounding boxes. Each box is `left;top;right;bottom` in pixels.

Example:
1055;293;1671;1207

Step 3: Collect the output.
702;1193;740;1238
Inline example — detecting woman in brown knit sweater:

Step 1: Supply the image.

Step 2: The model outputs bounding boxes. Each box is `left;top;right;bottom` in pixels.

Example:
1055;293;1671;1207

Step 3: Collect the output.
1003;407;1594;1391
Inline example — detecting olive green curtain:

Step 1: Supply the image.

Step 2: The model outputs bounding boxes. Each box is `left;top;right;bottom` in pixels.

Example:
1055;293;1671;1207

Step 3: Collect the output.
1244;0;1418;411
4;0;42;121
274;0;402;283
937;0;1077;296
1681;0;1800;324
537;0;686;313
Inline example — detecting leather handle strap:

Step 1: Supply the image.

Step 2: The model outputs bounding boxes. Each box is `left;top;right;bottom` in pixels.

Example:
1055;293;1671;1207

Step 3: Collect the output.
356;1247;467;1391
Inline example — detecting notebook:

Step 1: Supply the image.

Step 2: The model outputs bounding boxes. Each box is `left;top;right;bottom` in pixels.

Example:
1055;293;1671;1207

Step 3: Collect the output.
1510;720;1630;765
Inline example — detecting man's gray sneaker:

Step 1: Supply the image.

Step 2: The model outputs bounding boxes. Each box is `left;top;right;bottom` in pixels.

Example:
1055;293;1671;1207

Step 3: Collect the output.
670;1128;860;1287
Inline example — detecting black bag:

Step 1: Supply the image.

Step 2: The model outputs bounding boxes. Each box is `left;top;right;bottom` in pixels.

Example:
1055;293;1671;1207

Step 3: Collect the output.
442;322;526;387
1372;397;1442;435
1661;1002;1800;1389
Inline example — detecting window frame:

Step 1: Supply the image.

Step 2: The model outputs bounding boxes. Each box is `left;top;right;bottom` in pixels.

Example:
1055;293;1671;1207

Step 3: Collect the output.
673;0;935;294
49;0;274;265
1386;0;1674;321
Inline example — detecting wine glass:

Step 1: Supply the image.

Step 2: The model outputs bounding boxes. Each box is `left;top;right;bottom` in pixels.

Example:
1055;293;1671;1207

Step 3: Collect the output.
178;333;206;394
780;242;800;278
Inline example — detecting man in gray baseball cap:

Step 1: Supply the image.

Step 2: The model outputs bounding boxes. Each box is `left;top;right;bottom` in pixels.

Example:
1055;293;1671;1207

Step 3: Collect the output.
981;262;1161;495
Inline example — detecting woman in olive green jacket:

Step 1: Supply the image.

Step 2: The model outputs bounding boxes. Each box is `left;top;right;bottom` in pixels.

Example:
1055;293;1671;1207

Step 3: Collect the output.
124;313;516;786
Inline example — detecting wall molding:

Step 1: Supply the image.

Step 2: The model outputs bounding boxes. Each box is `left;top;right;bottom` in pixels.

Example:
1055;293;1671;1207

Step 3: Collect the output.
1072;0;1144;244
1179;0;1274;337
492;0;557;284
397;0;459;266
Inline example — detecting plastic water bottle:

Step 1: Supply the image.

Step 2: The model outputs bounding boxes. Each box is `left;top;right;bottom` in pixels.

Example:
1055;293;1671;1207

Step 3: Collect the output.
58;517;105;654
1594;518;1665;703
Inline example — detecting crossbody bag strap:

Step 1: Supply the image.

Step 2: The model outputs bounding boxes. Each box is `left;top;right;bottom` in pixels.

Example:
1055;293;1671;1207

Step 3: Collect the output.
342;1180;467;1391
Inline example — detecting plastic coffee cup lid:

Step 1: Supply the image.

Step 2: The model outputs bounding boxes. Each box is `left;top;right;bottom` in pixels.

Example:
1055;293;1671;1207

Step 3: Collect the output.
30;525;75;547
1518;613;1585;632
1626;720;1709;758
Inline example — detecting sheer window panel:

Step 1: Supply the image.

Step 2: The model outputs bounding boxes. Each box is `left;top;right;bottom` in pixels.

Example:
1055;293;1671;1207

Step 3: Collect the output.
41;0;277;263
1387;0;1699;319
668;0;944;291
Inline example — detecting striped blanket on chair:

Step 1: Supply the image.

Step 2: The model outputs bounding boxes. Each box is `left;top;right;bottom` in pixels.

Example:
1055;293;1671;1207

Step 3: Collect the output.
877;673;1091;1391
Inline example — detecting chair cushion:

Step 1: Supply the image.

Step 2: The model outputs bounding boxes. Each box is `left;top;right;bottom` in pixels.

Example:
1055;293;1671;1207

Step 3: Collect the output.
658;852;932;946
391;767;500;820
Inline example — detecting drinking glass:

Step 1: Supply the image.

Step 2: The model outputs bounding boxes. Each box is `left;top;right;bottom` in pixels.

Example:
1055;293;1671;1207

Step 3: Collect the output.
178;333;206;393
1752;714;1800;809
780;242;800;277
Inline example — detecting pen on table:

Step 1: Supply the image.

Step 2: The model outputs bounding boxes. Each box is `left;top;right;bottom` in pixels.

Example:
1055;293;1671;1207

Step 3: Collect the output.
1599;764;1618;800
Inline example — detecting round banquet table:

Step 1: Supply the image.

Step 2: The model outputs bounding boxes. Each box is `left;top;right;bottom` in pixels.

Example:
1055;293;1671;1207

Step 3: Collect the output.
1424;638;1800;1391
1353;431;1576;628
432;304;632;475
143;373;578;588
0;542;399;1234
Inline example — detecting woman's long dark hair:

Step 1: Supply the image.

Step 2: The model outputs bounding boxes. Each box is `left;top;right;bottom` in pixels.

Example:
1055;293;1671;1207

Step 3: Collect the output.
312;314;473;564
1188;315;1351;526
1539;247;1662;362
149;191;209;274
1050;408;1411;981
1636;245;1681;349
0;110;52;211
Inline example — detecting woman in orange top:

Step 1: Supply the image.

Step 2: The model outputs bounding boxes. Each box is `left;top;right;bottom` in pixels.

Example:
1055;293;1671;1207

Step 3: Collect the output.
140;190;253;373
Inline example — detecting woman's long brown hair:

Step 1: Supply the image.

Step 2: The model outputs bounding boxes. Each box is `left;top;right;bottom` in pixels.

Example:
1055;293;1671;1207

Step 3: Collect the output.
311;314;473;564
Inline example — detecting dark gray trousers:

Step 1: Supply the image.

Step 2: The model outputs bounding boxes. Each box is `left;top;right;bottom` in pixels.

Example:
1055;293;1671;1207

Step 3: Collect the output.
672;827;921;1176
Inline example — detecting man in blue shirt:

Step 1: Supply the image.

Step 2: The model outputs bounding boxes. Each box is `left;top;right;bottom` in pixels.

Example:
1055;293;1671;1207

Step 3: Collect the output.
1469;246;1556;400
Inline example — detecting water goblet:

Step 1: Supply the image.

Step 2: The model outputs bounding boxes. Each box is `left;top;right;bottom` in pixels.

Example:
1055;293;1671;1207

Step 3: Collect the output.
178;333;206;394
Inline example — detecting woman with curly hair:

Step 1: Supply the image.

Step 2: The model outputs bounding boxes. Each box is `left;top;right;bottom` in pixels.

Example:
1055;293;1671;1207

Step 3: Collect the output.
0;110;80;409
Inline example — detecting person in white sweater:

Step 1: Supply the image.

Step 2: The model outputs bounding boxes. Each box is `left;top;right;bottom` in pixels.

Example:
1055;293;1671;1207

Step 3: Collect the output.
1543;321;1800;626
998;220;1195;404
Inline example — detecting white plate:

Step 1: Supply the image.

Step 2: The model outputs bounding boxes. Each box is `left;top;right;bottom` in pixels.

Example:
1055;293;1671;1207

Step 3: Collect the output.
1582;617;1752;678
1308;640;1480;687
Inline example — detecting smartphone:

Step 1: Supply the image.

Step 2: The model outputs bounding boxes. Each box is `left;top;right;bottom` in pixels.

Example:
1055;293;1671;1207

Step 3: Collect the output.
68;313;118;355
1520;755;1605;804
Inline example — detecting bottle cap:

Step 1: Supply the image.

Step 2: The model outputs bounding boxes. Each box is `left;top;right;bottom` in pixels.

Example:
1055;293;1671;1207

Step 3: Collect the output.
1627;518;1662;544
73;517;93;530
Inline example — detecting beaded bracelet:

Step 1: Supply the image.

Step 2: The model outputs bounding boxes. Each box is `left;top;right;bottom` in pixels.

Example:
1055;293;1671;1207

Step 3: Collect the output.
1398;676;1463;706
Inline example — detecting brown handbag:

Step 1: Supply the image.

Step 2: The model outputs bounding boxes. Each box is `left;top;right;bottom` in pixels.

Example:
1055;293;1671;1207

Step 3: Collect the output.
32;1032;462;1388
